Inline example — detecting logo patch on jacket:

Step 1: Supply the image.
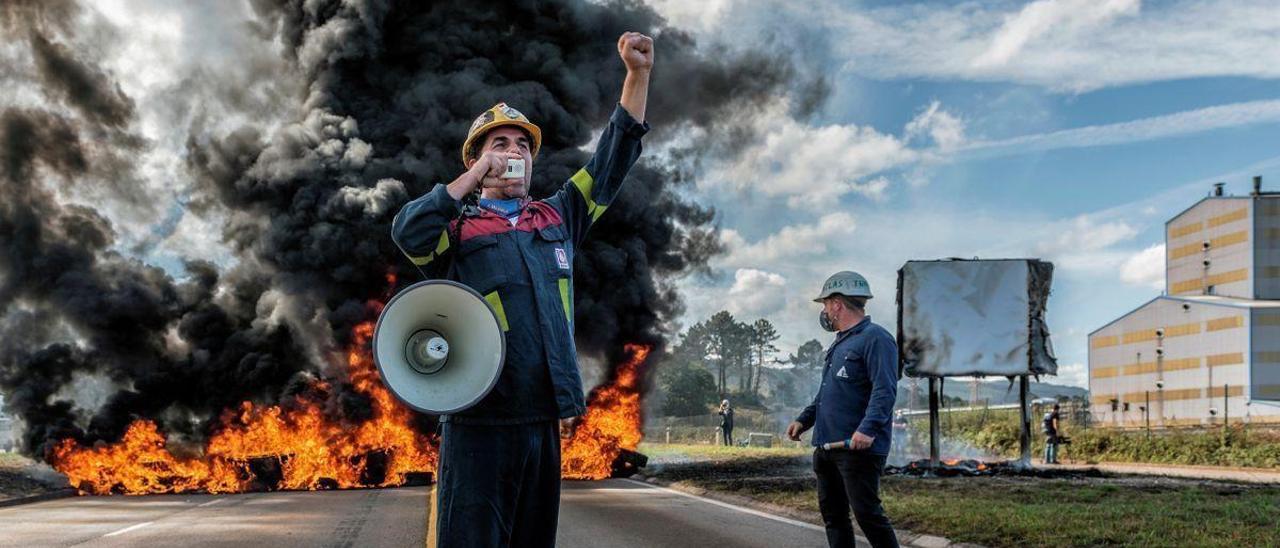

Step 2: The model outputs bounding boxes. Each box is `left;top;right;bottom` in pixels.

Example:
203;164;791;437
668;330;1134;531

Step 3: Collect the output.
836;365;849;378
555;248;570;270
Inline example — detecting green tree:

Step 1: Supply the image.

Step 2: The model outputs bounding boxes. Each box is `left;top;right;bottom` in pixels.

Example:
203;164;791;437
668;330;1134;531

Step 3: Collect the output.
787;339;824;370
705;311;750;396
747;318;780;396
670;321;712;371
657;360;718;416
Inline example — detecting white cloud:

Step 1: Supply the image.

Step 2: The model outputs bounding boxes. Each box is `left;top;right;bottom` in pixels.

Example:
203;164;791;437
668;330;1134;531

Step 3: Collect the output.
726;268;788;319
1054;362;1088;388
966;99;1280;157
718;212;857;268
1039;217;1138;255
653;0;1280;93
1120;243;1166;290
698;100;962;208
721;104;918;207
905;100;966;151
642;0;732;33
972;0;1141;68
1028;215;1140;274
850;177;890;202
844;0;1280;92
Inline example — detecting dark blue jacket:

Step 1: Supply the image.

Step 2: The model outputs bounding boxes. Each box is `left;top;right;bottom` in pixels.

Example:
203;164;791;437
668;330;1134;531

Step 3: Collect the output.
391;105;649;424
796;316;899;455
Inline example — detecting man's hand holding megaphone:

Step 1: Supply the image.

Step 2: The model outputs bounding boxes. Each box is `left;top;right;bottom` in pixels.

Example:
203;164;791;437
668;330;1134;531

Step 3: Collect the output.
447;149;526;200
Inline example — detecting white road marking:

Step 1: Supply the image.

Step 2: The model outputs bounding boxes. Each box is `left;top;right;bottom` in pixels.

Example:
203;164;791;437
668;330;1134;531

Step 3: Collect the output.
620;479;824;532
103;521;153;537
197;499;224;507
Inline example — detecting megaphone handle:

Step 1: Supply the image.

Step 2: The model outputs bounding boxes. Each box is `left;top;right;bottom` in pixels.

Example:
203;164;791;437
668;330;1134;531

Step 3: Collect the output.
438;200;477;281
821;439;852;451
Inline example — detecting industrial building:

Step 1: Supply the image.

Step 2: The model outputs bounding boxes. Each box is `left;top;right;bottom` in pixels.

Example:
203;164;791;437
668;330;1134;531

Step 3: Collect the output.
1089;178;1280;427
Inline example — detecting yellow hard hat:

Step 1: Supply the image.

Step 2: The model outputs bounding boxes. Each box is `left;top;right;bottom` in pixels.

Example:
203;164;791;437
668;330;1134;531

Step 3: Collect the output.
460;103;542;166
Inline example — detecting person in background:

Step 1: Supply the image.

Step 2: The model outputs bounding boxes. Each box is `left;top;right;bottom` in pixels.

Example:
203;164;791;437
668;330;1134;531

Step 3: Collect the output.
718;399;735;446
890;411;908;462
1043;402;1062;464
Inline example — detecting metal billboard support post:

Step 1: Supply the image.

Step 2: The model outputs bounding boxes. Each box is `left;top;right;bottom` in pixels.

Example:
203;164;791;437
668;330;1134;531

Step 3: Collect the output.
1018;374;1031;469
928;376;940;475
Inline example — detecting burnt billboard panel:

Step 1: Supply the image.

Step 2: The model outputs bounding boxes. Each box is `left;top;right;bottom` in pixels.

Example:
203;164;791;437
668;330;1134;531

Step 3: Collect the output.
899;259;1057;378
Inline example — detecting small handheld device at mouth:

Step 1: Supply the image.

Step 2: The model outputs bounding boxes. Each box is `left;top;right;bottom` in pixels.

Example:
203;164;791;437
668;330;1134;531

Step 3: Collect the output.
503;158;525;179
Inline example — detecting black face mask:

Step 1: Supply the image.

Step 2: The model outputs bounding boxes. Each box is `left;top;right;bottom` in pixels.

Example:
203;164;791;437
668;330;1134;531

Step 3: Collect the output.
819;310;837;332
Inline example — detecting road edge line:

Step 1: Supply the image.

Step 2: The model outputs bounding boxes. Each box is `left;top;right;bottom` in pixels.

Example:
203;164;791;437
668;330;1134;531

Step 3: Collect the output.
620;478;825;532
0;488;78;509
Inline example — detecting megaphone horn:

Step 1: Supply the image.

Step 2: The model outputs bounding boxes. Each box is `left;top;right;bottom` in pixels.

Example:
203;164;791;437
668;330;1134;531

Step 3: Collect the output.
373;280;506;415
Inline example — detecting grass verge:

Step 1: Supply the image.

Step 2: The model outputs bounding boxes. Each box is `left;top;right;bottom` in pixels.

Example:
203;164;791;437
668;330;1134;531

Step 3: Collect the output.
642;444;1280;547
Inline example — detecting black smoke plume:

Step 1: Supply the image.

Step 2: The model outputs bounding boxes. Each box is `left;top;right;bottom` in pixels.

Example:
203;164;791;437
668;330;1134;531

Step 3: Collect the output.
0;0;827;457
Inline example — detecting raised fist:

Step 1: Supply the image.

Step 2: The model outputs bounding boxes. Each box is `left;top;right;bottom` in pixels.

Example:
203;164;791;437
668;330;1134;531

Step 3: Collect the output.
618;32;654;73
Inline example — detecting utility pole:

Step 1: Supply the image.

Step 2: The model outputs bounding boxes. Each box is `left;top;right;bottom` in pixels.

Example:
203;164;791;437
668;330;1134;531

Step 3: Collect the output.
1134;350;1141;428
1224;383;1229;436
1156;328;1165;427
1145;390;1151;438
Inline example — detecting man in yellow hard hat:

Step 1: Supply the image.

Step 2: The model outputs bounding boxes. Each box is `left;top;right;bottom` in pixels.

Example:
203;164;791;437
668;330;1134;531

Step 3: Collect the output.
392;32;654;547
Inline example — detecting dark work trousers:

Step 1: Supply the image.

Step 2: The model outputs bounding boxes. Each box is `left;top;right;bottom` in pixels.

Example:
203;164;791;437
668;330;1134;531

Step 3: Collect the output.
722;427;734;446
434;420;560;548
813;448;899;548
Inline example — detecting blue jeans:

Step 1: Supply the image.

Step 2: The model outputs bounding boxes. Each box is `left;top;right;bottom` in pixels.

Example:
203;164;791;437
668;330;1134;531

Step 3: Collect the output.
1044;435;1059;463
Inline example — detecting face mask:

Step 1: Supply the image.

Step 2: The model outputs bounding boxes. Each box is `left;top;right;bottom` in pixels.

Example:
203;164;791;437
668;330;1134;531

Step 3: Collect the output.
819;310;837;332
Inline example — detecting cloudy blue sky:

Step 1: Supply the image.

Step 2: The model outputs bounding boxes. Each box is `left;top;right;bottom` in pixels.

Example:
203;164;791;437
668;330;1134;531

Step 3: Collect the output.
646;0;1280;387
52;0;1279;390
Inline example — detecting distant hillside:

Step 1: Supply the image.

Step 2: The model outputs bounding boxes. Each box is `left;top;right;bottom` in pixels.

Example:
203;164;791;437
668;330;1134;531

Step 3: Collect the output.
895;378;1087;406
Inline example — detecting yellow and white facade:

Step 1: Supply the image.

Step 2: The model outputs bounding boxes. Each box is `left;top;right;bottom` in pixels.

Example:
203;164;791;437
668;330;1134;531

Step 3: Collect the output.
1089;187;1280;427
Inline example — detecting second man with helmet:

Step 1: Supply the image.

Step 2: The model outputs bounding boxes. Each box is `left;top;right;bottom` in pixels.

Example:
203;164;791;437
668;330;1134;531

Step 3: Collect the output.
788;271;901;548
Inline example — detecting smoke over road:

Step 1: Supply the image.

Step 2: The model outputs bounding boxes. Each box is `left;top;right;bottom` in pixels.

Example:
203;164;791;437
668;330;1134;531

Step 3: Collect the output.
0;0;826;458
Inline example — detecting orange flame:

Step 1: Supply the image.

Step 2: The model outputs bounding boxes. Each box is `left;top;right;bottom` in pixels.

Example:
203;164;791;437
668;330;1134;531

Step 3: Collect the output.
51;298;437;495
52;271;649;493
560;344;650;480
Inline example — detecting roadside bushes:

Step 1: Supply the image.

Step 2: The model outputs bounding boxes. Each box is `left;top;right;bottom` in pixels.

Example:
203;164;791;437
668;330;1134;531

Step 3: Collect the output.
933;408;1280;468
1066;427;1280;468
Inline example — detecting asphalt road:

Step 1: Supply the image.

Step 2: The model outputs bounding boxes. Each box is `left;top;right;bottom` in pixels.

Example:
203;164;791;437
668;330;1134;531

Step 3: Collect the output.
557;479;830;547
0;487;428;548
0;479;831;547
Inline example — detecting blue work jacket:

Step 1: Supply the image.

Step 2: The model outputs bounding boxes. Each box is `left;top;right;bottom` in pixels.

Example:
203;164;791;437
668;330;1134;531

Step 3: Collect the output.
796;316;900;455
391;105;649;423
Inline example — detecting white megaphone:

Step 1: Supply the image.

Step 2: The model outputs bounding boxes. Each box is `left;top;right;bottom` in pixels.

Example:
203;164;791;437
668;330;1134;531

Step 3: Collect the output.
373;280;505;414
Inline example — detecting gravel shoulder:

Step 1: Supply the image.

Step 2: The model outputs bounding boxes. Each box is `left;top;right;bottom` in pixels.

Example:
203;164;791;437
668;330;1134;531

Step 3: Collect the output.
0;452;72;504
